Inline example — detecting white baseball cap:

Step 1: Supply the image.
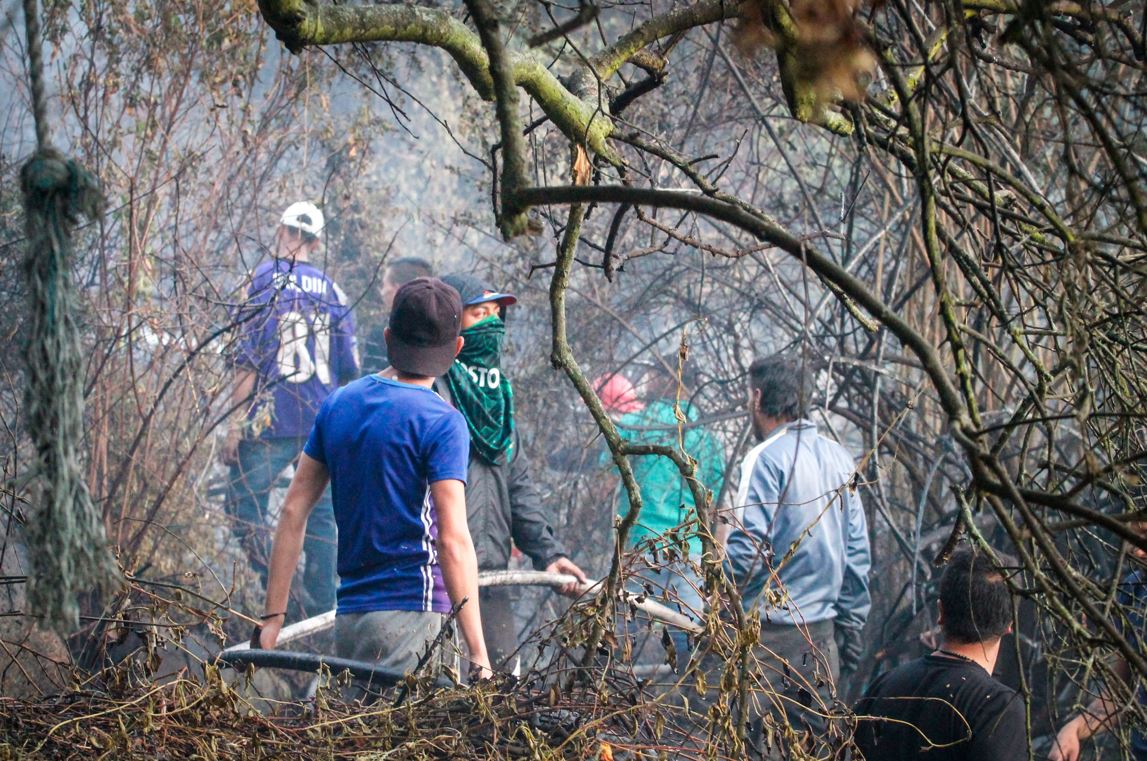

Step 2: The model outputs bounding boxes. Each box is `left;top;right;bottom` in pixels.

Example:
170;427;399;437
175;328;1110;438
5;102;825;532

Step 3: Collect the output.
279;201;324;236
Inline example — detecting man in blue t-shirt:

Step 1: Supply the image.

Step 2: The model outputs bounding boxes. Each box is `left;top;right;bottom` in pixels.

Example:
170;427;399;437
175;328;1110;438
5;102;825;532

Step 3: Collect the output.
257;278;491;680
361;256;433;372
222;202;359;617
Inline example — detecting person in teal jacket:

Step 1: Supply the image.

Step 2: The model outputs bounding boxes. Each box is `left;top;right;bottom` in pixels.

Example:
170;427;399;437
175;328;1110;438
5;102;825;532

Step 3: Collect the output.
605;358;725;663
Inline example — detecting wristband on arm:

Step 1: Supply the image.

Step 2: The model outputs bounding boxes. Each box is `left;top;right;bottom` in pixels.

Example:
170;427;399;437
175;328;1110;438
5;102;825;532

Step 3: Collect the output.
250;613;286;649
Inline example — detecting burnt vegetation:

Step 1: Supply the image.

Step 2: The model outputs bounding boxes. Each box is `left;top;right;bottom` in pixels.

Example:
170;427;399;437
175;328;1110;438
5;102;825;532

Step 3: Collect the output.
2;0;1147;758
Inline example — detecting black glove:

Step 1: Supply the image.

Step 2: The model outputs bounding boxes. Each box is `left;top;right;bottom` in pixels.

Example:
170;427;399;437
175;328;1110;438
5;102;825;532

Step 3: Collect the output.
834;623;864;678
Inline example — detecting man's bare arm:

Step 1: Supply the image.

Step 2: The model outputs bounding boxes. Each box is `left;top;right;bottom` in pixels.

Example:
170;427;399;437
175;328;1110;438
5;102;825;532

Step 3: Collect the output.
221;369;257;464
257;453;330;648
1050;657;1132;761
432;478;491;677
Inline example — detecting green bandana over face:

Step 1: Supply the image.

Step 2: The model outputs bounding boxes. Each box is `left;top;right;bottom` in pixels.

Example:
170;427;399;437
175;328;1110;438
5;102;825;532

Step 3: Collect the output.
445;315;515;465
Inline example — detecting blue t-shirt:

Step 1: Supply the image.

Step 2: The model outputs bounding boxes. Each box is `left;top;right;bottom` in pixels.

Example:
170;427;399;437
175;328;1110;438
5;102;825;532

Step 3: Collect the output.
303;376;469;614
1117;567;1147;760
233;258;359;439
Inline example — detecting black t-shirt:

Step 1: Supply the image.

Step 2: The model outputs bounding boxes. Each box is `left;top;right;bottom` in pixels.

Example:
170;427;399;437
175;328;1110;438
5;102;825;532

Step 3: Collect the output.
360;320;389;374
853;653;1027;761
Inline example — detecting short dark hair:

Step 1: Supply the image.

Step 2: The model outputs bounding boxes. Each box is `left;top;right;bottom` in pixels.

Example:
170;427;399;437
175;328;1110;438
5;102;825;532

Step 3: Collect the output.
939;546;1014;644
386;257;433;286
748;354;813;420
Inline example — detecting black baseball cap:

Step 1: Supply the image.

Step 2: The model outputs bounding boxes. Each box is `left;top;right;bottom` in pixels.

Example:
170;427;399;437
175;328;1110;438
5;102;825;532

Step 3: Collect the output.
441;273;518;308
386;277;462;377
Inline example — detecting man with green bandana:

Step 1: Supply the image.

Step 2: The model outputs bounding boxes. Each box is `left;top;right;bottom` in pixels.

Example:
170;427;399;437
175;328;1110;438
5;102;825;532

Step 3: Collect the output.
437;273;588;670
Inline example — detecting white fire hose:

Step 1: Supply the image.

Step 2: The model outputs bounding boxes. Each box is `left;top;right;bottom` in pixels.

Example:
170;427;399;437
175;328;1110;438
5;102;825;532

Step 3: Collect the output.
224;569;702;653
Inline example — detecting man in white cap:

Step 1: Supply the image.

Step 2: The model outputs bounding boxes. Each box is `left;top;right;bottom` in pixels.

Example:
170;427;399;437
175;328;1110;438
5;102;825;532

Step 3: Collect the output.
222;202;359;618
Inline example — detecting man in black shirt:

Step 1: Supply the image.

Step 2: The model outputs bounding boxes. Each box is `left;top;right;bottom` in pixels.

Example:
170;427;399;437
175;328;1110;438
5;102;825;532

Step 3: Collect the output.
852;546;1027;760
361;257;433;372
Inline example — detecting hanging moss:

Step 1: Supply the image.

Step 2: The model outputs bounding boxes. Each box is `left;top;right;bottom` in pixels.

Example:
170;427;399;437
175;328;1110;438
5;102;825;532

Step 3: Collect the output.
20;148;122;632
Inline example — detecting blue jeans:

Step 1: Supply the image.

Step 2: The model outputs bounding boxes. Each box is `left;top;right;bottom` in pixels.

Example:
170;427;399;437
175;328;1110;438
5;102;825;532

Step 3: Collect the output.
226;436;337;614
625;560;703;668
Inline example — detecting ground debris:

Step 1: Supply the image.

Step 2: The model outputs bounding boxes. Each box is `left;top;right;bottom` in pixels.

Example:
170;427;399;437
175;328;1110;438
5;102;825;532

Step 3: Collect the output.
0;665;693;760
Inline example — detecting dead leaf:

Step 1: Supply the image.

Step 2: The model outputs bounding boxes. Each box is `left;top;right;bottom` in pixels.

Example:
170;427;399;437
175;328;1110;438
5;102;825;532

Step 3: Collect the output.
735;0;877;106
572;144;592;186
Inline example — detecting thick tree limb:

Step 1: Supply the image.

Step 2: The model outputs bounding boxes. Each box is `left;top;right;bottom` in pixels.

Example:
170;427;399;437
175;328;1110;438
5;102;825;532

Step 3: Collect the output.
465;0;528;237
588;0;742;79
256;0;616;160
517;183;971;427
258;1;493;90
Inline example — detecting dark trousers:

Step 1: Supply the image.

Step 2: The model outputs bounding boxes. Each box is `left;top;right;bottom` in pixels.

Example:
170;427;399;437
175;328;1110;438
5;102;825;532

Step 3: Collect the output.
695;619;840;760
480;586;519;671
747;619;840;759
226;436;337;614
